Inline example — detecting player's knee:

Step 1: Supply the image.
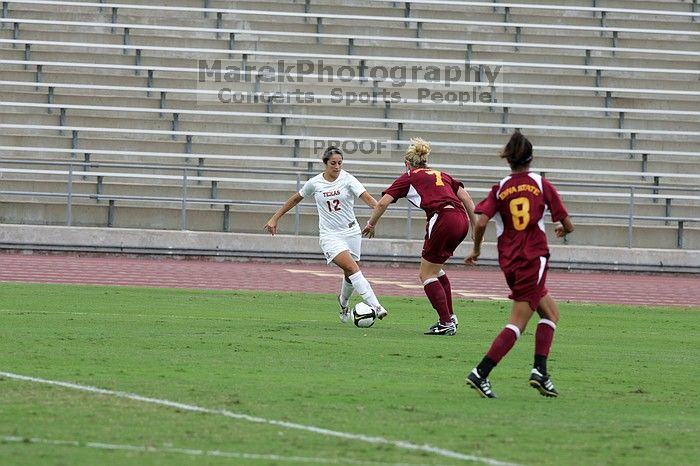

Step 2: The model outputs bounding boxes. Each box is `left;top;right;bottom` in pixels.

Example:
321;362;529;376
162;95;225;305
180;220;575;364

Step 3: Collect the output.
537;297;560;323
548;309;560;323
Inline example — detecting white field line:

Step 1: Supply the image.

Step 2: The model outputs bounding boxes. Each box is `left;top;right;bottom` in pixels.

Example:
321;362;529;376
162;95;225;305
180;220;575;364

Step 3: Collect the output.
0;435;447;466
0;372;523;466
0;309;246;321
0;309;327;323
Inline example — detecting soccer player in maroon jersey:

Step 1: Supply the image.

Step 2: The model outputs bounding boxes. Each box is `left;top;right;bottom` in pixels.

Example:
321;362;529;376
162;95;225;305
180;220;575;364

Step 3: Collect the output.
464;131;574;398
362;138;478;335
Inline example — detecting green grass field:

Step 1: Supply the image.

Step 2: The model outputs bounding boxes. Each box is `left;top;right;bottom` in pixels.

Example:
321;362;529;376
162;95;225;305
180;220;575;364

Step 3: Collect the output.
0;282;698;466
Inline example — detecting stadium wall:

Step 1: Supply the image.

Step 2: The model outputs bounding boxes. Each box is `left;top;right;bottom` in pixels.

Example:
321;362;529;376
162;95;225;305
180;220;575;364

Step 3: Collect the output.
1;225;697;274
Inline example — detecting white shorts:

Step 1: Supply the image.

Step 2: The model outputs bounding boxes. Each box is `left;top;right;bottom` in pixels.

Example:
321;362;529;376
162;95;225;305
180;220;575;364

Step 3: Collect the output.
319;233;361;264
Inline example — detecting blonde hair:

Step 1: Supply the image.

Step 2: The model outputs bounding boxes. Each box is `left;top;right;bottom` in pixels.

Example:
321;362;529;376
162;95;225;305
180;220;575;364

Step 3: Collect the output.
404;137;431;167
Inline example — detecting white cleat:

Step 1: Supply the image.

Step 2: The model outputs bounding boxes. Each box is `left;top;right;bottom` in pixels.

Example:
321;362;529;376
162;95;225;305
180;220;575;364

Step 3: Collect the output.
375;305;388;320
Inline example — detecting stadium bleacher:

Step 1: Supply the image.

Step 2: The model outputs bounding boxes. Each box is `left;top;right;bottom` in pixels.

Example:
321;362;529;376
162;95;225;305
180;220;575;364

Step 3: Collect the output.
0;0;698;270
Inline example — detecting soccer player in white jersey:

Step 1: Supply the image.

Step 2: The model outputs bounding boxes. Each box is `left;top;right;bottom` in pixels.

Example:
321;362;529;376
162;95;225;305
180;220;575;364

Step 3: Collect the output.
264;146;388;322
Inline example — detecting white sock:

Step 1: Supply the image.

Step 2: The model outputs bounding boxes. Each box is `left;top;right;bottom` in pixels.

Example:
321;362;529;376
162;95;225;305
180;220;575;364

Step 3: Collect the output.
348;271;381;309
339;277;354;308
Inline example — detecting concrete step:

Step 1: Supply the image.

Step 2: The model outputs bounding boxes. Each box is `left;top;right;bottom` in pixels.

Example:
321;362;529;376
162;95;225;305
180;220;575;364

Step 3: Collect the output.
2;78;697;130
9;6;697;56
5;43;699;100
4;147;698;195
5;22;699;82
10;21;700;71
3;105;700;161
4;173;696;209
8;1;698;44
2;170;697;221
1;198;696;249
8;37;699;90
3;127;699;179
4;60;698;117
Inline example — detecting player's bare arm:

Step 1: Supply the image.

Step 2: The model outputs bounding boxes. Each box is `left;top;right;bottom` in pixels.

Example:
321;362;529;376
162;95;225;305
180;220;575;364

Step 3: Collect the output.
464;214;490;265
456;186;478;239
359;191;378;209
264;192;303;235
362;194;394;238
555;216;575;238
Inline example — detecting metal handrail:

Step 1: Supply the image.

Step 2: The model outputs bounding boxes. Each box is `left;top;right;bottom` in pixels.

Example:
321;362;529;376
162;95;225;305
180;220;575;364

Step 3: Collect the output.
0;165;700;248
4;38;699;77
3;123;700;160
3;72;699;119
3;16;700;58
4;101;700;139
6;61;700;97
3;158;700;194
2;146;699;181
379;0;700;19
4;0;699;33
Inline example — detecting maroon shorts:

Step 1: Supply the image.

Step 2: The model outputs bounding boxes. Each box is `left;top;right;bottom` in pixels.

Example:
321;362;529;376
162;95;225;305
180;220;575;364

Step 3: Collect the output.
421;208;469;264
504;256;550;311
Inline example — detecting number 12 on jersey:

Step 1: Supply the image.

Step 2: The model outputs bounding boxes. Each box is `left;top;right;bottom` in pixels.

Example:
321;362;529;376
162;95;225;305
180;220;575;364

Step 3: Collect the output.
326;199;341;212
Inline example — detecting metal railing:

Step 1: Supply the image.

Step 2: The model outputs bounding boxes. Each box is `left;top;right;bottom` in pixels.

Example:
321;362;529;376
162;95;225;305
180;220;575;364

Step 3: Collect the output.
3;16;700;59
4;0;699;35
1;163;698;248
2;123;699;162
4;37;699;78
3;101;700;143
4;66;699;122
380;0;700;20
2;146;700;186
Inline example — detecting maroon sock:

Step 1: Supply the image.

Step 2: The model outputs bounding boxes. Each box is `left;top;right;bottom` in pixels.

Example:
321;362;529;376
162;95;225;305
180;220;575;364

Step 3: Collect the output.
535;319;556;358
423;280;452;324
437;273;454;316
485;325;520;363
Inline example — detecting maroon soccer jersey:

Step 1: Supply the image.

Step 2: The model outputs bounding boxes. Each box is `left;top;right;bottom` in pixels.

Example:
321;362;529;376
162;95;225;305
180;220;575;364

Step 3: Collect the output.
475;172;568;272
382;168;465;218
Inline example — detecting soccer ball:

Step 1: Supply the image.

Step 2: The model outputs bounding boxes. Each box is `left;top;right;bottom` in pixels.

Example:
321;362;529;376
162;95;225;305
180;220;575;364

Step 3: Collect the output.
351;302;376;328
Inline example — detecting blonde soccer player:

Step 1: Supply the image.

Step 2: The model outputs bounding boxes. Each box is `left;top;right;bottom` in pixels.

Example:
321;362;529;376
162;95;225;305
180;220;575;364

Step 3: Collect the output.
363;138;478;336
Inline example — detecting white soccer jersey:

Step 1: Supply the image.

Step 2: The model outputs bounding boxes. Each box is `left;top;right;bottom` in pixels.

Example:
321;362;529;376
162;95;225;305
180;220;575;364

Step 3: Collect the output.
299;170;366;236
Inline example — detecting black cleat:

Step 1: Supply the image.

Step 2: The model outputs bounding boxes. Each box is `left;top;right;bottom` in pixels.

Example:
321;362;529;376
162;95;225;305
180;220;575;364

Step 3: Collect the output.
529;369;559;397
466;369;496;398
424;322;456;336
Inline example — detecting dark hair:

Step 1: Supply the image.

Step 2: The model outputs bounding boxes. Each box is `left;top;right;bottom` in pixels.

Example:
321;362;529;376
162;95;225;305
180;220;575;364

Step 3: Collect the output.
500;131;533;170
322;146;343;164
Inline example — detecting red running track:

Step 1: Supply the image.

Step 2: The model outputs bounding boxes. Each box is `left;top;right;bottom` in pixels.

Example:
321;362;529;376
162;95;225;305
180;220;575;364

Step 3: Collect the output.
0;253;698;308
